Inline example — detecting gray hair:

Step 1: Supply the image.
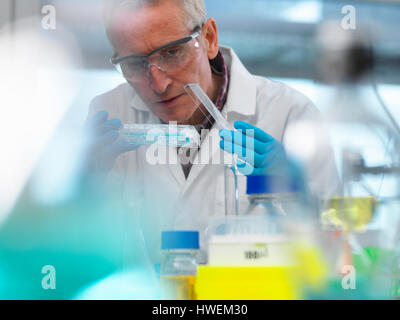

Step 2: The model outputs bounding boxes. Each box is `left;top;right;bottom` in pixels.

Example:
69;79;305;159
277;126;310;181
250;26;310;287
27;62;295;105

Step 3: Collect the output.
103;0;207;39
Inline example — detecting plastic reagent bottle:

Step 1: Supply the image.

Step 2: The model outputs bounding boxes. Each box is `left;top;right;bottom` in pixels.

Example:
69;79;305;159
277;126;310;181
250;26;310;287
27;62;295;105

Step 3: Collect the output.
241;175;303;266
160;231;199;300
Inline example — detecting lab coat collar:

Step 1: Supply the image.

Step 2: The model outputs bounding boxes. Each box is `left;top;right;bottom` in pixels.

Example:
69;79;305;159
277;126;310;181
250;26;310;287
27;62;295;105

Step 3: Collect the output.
220;46;257;117
127;46;257;118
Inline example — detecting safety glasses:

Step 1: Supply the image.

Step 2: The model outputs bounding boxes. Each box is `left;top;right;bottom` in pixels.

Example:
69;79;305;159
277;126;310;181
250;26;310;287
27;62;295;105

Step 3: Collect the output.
110;26;202;82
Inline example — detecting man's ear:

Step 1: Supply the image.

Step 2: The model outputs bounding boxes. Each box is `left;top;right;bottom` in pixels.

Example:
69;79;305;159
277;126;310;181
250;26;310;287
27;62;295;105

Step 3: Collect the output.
202;18;219;60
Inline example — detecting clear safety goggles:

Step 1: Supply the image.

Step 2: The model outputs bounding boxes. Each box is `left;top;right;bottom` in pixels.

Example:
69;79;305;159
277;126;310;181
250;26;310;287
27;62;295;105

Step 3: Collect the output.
110;26;202;82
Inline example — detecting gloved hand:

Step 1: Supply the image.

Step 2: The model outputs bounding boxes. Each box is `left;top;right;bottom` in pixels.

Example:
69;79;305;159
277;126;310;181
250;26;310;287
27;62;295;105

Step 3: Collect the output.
219;121;290;176
84;110;139;174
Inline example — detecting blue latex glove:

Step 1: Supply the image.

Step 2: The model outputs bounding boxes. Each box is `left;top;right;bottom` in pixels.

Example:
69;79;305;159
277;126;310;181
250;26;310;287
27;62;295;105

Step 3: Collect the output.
219;121;290;176
85;110;139;174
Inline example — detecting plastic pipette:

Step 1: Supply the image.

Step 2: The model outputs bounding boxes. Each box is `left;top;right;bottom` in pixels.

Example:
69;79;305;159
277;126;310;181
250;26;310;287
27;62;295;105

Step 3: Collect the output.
184;83;234;131
184;83;247;186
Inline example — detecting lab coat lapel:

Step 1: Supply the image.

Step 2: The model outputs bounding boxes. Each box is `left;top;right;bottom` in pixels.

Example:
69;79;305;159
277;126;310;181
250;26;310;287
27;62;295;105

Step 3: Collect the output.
167;147;187;188
182;127;222;193
221;46;257;117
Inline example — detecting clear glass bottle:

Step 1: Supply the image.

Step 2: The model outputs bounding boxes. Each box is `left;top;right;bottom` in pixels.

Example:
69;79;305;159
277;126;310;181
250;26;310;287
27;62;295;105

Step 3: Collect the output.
243;175;302;232
160;231;199;300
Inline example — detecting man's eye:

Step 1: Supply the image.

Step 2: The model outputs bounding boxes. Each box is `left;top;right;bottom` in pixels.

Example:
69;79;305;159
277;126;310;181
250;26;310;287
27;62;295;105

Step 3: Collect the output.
163;46;181;57
167;49;178;55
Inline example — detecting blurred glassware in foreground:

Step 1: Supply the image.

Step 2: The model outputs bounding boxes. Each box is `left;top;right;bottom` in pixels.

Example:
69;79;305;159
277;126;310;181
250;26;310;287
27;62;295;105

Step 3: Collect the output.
0;18;160;300
314;20;400;299
0;18;82;224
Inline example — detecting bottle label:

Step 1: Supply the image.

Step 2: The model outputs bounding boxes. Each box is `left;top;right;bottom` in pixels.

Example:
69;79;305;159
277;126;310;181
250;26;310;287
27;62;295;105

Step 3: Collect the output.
208;234;293;266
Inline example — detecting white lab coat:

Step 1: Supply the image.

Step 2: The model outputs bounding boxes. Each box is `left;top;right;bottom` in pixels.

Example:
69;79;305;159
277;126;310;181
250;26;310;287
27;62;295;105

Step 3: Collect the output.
89;46;340;264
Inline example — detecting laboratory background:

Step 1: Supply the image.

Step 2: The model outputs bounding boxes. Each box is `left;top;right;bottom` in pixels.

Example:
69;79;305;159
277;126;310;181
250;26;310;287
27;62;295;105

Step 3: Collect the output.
0;0;400;301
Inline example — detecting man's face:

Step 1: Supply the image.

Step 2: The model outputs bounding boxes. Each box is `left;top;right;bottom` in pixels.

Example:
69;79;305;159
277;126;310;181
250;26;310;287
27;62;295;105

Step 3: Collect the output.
109;2;218;125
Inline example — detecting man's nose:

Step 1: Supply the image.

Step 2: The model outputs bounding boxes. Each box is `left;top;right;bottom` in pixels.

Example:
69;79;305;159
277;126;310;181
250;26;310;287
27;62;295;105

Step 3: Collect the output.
147;65;172;94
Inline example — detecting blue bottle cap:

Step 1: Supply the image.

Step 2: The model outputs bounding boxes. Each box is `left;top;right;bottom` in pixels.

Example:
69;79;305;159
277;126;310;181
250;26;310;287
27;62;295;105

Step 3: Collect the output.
161;231;199;250
246;175;300;195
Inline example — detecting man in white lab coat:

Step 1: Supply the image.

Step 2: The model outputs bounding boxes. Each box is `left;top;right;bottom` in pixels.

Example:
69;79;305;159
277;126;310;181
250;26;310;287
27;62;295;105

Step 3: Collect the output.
87;0;339;263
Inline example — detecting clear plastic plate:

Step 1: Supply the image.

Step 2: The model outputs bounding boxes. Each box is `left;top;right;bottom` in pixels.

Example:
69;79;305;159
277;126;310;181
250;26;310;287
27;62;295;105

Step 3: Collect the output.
120;124;200;148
